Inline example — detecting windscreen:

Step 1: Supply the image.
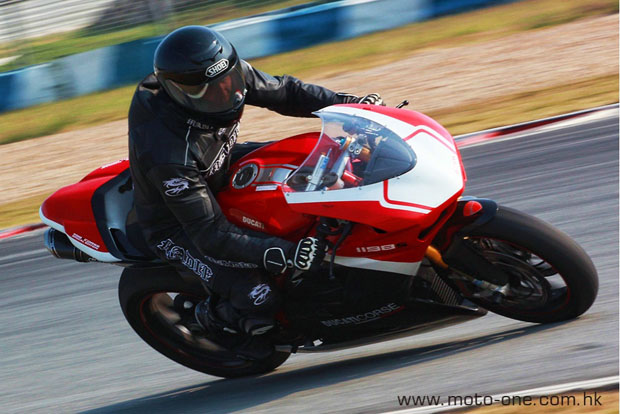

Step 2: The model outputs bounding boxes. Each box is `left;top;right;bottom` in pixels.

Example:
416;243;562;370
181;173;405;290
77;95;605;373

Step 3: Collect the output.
284;112;417;192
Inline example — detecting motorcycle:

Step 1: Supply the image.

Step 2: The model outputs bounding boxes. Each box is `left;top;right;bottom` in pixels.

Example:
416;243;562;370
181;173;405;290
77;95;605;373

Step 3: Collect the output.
40;103;598;378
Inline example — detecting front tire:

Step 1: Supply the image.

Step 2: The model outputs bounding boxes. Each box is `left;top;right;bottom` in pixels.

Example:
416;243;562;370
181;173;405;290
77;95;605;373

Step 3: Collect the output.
448;206;598;323
118;266;290;378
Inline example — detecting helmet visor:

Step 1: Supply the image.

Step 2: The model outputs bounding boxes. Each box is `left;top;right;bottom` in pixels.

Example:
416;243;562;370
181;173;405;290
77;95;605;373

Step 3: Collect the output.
164;63;246;114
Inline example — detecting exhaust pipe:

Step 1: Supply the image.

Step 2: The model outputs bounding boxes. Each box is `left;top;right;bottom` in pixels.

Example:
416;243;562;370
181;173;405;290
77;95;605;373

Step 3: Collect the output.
44;228;94;262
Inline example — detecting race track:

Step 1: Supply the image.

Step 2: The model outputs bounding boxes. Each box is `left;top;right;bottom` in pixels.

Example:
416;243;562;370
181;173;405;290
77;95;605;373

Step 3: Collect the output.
1;110;618;414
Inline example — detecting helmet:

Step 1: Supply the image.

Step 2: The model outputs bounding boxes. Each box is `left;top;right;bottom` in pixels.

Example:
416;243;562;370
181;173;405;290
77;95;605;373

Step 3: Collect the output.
154;26;246;126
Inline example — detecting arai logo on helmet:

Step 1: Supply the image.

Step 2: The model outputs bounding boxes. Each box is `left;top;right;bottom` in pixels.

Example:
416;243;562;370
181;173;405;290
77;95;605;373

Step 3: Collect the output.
205;59;229;77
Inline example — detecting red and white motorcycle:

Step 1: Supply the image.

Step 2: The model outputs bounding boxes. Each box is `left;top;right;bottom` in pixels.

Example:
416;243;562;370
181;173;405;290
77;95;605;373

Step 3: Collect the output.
40;103;598;378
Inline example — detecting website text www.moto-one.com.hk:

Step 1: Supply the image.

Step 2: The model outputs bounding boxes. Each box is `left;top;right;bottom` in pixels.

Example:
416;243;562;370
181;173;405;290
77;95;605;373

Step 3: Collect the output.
397;391;603;408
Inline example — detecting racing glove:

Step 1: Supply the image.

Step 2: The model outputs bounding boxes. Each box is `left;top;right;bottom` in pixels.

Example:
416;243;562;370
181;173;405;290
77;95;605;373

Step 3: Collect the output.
357;93;384;106
263;237;327;274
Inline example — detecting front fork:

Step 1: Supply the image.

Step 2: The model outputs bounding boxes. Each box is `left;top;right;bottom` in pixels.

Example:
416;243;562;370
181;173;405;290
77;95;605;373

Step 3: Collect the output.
425;198;510;291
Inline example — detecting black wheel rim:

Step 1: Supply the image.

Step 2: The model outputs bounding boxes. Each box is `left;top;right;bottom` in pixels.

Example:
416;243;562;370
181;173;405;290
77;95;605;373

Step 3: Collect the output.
462;237;570;315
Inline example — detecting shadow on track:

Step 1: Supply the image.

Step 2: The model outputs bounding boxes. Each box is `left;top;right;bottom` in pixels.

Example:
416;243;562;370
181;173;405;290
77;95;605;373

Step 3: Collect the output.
82;321;570;414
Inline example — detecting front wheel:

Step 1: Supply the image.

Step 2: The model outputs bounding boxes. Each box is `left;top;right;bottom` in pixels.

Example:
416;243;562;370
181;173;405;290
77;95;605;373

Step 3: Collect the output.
118;266;290;378
446;206;598;323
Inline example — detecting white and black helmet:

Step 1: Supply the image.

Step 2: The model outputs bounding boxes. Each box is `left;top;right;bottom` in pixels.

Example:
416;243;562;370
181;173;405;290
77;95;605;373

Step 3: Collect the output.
154;25;246;126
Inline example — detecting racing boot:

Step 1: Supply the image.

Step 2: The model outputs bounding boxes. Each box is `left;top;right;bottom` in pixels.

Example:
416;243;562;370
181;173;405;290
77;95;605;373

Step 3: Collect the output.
194;297;275;360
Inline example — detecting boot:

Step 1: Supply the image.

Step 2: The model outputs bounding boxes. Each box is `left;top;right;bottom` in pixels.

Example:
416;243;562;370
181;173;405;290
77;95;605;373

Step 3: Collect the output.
194;298;275;360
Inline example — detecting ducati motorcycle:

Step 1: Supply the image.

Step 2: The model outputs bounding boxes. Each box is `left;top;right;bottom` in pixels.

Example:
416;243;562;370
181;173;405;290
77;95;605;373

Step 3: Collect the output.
40;103;598;378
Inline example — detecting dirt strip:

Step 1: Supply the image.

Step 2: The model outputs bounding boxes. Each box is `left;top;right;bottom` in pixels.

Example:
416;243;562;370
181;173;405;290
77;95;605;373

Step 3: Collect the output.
0;15;617;205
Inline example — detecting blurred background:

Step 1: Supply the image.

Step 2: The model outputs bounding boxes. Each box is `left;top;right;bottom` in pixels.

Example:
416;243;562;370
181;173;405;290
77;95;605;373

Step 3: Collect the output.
0;0;617;228
0;0;336;70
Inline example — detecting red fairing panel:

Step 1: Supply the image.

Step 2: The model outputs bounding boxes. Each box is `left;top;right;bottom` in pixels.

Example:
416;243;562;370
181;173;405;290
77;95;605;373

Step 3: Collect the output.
329;197;458;262
217;133;320;239
40;159;129;254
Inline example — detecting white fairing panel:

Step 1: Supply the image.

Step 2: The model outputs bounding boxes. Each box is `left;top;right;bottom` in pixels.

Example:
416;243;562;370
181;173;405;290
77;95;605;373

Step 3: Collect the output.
284;106;464;214
384;127;463;211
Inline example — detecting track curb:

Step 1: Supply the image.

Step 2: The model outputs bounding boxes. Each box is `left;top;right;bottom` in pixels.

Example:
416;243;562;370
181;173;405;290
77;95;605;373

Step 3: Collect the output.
1;103;617;240
454;103;619;147
0;223;46;240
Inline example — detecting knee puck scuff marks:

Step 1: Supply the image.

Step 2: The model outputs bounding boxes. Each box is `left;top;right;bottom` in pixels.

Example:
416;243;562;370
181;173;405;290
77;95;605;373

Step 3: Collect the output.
157;239;213;283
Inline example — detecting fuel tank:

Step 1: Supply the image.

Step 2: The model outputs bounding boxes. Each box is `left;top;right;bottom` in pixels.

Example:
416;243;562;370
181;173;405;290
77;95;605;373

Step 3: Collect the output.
217;132;320;240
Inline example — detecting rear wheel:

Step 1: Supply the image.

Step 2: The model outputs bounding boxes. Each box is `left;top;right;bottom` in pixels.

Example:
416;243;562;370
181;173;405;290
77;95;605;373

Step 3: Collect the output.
118;266;290;378
447;206;598;323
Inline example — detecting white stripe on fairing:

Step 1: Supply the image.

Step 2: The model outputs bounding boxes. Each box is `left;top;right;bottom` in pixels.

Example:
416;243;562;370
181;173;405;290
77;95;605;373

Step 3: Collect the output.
39;207;121;262
411;125;456;152
333;256;421;276
380;376;620;414
384;131;464;209
284;183;431;214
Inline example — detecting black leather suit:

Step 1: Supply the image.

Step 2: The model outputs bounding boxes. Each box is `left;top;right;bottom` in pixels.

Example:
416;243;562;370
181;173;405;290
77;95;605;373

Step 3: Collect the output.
128;60;360;329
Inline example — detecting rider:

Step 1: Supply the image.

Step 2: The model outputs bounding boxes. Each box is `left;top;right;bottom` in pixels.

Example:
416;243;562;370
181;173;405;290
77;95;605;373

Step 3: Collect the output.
127;25;384;359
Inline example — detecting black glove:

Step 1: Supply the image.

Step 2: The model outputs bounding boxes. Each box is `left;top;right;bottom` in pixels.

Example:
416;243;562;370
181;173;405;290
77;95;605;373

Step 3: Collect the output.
263;237;326;274
358;93;384;106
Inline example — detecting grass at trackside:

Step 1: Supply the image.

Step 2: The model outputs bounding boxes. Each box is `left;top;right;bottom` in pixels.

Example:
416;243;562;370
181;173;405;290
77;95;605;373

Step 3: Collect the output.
0;0;617;145
455;390;618;413
5;74;618;230
0;85;137;144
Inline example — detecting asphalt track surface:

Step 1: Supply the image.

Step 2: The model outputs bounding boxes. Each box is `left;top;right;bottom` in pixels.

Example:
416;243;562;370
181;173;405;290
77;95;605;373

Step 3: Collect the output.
1;111;618;414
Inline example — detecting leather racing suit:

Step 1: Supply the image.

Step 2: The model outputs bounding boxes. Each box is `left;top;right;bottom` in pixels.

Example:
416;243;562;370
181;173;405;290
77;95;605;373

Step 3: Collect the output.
128;60;361;332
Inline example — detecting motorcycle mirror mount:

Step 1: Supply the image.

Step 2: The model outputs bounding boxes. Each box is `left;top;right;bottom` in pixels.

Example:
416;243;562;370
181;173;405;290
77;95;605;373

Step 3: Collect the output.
396;100;409;109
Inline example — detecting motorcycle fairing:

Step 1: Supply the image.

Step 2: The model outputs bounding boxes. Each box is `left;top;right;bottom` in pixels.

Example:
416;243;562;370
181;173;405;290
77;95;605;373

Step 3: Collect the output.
280;105;465;273
40;159;129;262
432;198;499;251
217;105;467;275
39;105;465;273
283;106;464;227
217;132;321;240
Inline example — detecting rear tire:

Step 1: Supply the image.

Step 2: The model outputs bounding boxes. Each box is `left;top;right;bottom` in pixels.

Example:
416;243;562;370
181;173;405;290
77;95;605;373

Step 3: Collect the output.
118;266;290;378
452;206;598;323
